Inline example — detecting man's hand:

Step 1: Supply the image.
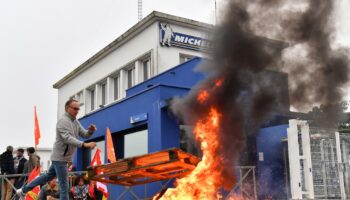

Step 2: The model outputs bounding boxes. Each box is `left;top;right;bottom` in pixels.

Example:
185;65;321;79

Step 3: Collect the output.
83;142;96;149
88;124;97;132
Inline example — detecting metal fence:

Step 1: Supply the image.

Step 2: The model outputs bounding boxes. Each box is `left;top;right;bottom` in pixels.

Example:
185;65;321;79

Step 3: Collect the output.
309;127;350;199
225;166;257;200
0;167;257;200
0;171;86;200
113;166;257;200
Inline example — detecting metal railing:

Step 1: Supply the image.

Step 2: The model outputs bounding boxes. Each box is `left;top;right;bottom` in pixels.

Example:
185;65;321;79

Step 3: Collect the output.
0;171;86;200
112;166;257;200
0;166;257;200
225;166;257;200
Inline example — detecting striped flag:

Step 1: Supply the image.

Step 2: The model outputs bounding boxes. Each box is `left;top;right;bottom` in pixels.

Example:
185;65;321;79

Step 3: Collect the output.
26;167;40;200
90;149;108;199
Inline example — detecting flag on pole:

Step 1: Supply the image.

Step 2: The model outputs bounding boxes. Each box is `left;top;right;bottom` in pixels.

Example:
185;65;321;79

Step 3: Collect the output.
90;149;108;199
26;167;41;200
106;127;116;163
34;106;41;148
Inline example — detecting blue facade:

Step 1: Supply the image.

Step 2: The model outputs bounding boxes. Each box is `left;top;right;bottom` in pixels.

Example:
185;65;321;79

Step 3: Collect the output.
256;124;289;199
73;56;293;199
75;57;205;199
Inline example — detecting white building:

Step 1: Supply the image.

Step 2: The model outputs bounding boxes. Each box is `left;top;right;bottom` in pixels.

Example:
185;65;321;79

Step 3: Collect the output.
53;11;212;118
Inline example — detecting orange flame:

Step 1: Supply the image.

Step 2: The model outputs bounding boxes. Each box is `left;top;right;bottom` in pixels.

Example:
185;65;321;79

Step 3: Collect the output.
159;107;223;200
155;78;245;200
215;79;223;87
197;89;209;103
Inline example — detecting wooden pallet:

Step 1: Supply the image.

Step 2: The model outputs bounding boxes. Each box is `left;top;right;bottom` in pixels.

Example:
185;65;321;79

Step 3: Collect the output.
87;148;200;186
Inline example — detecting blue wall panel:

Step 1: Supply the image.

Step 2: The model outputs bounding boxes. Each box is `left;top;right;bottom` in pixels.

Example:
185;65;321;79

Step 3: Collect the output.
74;58;204;198
256;124;289;199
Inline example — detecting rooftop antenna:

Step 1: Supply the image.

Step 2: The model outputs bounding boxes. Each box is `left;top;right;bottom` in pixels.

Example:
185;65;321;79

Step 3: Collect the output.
215;0;217;24
138;0;143;21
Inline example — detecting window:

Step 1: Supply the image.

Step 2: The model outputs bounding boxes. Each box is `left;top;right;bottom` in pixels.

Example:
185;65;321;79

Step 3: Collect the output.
90;89;95;111
127;67;135;89
101;83;107;106
76;91;84;105
180;125;201;157
124;129;148;158
143;59;151;81
180;54;194;64
113;76;119;101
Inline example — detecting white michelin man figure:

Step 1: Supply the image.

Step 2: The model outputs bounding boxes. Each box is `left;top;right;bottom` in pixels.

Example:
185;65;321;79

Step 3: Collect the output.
160;23;174;46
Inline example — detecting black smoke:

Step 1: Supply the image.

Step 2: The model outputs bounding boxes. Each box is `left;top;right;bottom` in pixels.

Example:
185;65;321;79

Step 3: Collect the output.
170;0;350;192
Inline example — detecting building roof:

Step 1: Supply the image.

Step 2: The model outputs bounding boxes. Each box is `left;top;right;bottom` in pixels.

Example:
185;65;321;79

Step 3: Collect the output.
53;11;213;89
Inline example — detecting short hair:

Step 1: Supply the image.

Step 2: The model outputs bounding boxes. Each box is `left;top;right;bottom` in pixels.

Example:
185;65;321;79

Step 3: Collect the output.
17;148;24;153
27;147;35;154
74;175;87;186
6;146;13;152
65;99;78;109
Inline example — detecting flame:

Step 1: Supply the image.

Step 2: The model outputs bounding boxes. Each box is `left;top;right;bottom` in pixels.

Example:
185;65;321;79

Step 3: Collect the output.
157;106;244;199
159;107;226;200
155;78;245;200
197;89;209;103
215;79;223;87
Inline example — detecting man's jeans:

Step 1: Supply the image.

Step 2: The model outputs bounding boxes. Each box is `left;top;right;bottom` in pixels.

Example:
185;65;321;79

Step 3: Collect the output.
22;161;69;200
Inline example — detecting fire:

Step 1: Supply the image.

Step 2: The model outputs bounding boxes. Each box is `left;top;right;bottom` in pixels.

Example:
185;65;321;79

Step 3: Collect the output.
215;79;223;87
197;89;209;103
155;79;244;200
159;107;221;200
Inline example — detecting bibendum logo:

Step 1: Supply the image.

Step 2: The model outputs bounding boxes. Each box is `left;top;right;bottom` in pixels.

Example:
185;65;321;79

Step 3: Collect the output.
160;23;174;46
159;22;211;51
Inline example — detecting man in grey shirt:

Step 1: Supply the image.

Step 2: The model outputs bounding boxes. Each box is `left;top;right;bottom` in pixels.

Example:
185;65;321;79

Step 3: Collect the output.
17;99;97;199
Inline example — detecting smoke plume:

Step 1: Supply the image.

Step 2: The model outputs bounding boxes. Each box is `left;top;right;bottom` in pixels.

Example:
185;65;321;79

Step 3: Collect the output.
171;0;349;192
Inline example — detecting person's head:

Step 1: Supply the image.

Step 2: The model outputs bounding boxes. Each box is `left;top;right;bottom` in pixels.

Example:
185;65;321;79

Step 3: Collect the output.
6;146;13;153
26;147;35;156
16;148;24;157
65;99;80;118
48;178;57;188
74;176;86;187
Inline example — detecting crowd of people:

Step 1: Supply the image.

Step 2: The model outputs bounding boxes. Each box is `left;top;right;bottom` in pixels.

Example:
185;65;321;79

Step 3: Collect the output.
0;99;98;200
0;146;103;200
0;146;40;200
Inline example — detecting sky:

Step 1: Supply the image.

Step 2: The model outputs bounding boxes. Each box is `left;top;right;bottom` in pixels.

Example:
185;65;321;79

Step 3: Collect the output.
0;0;349;152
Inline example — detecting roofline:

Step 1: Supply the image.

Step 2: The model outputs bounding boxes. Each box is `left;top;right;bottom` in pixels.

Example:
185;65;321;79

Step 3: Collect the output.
53;11;213;89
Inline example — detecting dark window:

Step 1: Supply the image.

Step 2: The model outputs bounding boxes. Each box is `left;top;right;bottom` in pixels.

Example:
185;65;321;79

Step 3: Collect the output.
179;54;194;64
127;68;135;89
114;76;119;100
101;83;106;105
143;59;150;81
90;89;95;111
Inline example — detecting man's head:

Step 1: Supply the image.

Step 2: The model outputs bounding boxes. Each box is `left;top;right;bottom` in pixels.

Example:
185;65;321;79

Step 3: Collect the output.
16;148;24;157
26;147;35;156
6;146;13;153
65;99;80;118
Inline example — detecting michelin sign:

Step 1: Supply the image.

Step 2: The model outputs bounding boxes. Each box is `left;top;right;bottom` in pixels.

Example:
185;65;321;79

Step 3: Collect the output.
159;23;211;51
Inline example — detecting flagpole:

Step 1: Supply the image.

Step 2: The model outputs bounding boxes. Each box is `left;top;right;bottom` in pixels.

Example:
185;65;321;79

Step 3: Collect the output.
215;0;217;25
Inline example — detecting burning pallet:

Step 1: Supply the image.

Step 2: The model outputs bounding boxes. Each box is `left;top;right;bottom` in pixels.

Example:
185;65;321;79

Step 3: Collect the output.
87;148;200;186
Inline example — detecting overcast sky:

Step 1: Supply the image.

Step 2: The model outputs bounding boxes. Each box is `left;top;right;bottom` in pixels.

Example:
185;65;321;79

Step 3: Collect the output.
0;0;349;153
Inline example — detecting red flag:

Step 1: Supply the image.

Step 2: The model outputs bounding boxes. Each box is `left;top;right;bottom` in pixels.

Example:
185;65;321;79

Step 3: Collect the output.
26;167;40;200
106;127;116;163
34;106;41;148
90;149;108;198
